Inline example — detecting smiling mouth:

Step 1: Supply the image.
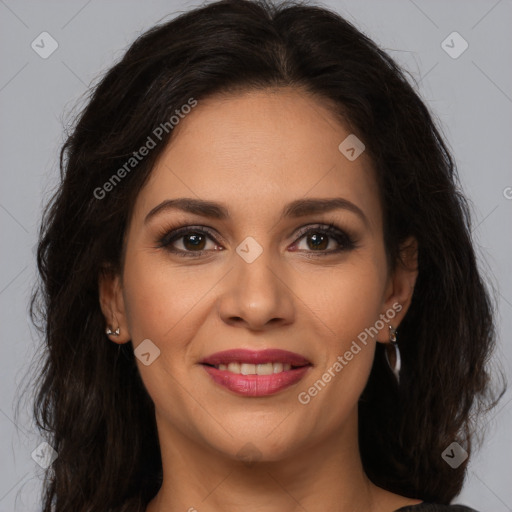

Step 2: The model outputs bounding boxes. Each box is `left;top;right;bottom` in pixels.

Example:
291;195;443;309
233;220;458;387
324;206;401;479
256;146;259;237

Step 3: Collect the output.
199;348;313;396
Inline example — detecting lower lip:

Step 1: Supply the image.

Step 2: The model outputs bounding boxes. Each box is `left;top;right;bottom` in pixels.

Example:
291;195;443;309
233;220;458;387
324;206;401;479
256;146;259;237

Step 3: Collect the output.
201;365;311;397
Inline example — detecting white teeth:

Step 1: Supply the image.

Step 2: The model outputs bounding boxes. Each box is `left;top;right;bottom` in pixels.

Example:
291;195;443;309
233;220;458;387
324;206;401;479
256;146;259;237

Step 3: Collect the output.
256;363;274;375
227;362;241;373
214;362;295;374
273;362;284;373
240;363;256;375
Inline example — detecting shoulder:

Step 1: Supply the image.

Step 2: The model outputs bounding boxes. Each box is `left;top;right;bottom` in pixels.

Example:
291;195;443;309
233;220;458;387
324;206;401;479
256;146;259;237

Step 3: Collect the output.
395;503;480;512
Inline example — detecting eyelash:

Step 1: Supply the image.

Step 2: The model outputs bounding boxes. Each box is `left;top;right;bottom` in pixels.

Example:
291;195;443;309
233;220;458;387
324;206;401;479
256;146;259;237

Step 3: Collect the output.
156;222;357;258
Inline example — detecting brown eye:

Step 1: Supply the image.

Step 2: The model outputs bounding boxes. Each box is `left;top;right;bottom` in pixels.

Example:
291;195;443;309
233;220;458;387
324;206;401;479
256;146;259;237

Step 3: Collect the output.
292;224;356;255
304;232;329;251
181;232;207;251
158;226;222;257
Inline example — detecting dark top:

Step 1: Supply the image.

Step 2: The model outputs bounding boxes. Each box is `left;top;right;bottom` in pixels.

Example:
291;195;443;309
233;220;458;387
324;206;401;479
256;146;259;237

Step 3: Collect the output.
395;503;479;512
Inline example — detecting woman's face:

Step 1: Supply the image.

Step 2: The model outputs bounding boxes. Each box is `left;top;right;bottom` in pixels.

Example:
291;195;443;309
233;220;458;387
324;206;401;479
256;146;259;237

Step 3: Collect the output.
101;88;417;462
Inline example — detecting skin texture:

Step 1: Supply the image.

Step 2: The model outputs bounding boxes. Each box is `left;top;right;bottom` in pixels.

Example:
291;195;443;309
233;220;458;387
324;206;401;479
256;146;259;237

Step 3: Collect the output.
99;88;421;512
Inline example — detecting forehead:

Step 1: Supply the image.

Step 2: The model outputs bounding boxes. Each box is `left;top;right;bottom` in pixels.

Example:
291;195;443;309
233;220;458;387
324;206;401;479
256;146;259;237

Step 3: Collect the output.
133;88;382;230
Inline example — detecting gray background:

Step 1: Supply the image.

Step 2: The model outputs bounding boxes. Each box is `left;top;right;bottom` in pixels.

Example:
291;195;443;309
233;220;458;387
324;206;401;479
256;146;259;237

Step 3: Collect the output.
1;0;511;510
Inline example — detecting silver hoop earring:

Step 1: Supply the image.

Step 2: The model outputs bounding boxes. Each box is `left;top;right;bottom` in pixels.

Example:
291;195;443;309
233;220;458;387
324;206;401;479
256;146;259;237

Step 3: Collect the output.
106;326;120;336
384;325;401;384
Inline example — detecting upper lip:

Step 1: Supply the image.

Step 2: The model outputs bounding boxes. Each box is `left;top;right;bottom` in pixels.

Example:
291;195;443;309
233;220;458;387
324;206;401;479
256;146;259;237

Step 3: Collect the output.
199;349;311;367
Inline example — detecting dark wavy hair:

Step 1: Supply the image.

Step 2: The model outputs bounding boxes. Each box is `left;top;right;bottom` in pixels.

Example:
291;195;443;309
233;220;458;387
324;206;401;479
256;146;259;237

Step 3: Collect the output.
22;0;505;510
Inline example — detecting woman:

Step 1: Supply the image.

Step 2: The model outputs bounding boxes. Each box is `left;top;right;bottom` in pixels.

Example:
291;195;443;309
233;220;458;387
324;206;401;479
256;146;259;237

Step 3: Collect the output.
29;0;505;510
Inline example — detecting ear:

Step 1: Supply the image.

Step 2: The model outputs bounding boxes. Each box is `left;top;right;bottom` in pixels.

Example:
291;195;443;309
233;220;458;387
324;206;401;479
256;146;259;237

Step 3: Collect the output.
376;236;418;343
98;265;131;344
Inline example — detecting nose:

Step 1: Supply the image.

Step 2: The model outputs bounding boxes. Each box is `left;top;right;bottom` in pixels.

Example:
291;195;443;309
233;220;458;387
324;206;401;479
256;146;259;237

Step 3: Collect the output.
216;249;296;331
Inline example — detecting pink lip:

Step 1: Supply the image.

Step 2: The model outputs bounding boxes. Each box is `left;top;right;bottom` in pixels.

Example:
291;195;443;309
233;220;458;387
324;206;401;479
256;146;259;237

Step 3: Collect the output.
199;349;312;397
199;348;311;366
201;365;311;397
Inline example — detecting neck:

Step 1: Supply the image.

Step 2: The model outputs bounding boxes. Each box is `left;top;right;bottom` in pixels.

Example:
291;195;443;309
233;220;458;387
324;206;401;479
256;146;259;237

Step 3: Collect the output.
146;408;385;512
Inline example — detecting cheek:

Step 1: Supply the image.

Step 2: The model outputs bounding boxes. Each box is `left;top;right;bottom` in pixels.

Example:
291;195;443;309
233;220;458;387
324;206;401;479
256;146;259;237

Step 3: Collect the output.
291;267;382;427
289;259;385;404
121;251;211;415
122;250;214;343
291;257;386;343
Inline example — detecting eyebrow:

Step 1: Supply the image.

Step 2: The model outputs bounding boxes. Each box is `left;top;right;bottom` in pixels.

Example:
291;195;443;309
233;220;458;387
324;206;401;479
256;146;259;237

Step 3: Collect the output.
144;197;369;227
